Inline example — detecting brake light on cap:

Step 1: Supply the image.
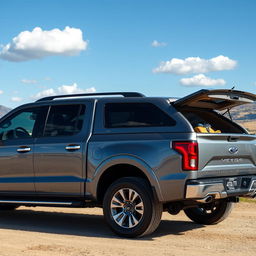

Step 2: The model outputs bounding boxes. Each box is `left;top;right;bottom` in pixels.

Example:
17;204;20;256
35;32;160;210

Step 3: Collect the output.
172;141;198;171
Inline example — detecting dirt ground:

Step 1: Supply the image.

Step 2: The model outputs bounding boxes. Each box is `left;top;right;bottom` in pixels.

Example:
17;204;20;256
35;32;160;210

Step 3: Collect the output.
0;202;255;256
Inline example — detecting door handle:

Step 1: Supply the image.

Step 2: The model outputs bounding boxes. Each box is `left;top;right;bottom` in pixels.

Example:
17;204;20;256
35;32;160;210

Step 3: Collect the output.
17;147;31;153
65;145;81;151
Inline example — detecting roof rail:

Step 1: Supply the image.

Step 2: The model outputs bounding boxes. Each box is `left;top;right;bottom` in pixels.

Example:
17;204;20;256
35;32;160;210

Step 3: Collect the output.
36;92;145;102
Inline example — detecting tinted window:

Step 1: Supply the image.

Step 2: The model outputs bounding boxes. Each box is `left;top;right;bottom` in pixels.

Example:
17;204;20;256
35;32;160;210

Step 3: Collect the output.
0;107;47;141
44;104;85;137
105;103;176;128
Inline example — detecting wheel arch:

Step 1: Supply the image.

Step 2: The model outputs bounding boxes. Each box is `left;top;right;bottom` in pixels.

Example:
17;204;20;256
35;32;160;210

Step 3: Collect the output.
92;155;163;204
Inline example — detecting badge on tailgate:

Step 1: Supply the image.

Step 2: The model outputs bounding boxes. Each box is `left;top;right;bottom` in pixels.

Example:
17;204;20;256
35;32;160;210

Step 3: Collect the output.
228;146;238;154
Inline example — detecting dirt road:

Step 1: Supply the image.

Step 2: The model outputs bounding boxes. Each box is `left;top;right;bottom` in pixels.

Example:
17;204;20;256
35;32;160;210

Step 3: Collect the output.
0;202;255;256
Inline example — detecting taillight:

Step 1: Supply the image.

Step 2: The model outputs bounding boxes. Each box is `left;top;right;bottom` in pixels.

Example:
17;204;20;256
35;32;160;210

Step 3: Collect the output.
172;141;198;171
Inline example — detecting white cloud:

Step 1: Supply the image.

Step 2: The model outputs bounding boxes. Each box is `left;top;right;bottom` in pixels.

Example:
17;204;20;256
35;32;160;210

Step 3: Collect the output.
0;90;3;94
57;83;96;94
11;96;23;102
21;79;38;84
153;55;237;74
0;26;88;62
32;83;96;99
33;88;56;99
151;40;167;47
180;74;226;87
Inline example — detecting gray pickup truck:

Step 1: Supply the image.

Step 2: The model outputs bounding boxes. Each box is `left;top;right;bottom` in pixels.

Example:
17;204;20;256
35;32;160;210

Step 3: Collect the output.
0;89;255;237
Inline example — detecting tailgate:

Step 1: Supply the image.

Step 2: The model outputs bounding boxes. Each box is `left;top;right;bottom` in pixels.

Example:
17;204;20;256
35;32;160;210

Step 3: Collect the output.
196;133;256;178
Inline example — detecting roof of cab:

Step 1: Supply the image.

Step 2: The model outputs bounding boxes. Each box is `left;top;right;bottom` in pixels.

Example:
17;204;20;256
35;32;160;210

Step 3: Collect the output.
36;92;145;102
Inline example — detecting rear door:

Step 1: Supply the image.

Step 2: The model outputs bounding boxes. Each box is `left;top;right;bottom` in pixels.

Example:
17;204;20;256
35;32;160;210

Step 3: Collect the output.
34;101;94;197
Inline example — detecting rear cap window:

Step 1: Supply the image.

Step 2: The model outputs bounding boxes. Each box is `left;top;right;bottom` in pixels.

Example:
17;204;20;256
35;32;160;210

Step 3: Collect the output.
105;102;176;128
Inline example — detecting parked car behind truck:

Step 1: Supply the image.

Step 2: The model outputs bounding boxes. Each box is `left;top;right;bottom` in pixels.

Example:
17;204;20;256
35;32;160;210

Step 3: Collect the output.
0;89;255;237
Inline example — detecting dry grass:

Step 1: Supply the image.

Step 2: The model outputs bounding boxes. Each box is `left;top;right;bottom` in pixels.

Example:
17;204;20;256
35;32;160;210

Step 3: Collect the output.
237;120;256;134
240;197;256;203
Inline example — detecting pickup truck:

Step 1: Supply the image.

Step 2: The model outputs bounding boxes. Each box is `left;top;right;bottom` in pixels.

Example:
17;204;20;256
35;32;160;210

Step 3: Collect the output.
0;89;255;237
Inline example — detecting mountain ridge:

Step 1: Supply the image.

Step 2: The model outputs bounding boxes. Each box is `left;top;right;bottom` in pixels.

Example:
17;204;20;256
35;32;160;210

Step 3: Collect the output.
0;105;12;118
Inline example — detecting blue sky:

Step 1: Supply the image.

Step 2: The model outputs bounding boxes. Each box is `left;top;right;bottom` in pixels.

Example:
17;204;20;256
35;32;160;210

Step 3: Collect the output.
0;0;256;108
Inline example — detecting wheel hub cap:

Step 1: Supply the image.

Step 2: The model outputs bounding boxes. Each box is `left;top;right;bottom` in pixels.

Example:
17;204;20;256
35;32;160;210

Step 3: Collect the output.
110;188;144;229
124;202;135;213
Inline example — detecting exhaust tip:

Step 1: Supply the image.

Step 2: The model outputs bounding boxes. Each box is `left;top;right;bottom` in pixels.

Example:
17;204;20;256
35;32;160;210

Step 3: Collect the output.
205;195;213;203
196;195;214;204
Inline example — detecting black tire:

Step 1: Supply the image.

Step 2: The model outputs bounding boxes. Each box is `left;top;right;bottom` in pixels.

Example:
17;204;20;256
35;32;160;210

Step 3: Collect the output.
184;199;233;225
103;177;162;238
0;205;19;211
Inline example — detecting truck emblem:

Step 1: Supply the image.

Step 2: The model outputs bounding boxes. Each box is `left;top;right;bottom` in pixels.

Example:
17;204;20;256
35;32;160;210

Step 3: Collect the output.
228;146;238;154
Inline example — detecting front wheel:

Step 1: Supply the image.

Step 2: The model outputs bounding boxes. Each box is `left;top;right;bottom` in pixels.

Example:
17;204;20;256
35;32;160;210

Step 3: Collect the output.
184;199;233;225
103;177;162;238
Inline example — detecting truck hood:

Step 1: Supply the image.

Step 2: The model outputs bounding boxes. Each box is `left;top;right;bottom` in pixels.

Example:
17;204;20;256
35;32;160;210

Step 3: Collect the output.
173;89;256;111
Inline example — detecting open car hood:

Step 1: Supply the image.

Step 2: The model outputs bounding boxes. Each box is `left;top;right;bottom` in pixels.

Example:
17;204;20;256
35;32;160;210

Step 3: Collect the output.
173;89;256;111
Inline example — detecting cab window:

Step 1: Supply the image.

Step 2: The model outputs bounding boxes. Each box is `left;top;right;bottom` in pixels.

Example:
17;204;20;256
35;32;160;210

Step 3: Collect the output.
0;107;48;141
43;104;85;137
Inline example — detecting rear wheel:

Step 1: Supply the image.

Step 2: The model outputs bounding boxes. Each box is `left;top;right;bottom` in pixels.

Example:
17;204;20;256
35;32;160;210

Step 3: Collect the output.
103;177;162;238
184;199;233;225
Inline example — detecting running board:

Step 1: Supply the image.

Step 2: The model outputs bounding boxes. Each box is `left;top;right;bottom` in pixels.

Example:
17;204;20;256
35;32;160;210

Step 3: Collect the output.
0;199;82;207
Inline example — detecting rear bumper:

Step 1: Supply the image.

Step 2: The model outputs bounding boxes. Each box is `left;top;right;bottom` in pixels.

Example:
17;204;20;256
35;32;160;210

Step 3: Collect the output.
186;175;256;202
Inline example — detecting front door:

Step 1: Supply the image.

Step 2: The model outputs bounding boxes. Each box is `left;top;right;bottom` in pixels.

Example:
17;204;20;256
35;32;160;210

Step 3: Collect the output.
34;102;93;197
0;107;47;195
